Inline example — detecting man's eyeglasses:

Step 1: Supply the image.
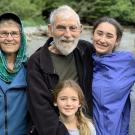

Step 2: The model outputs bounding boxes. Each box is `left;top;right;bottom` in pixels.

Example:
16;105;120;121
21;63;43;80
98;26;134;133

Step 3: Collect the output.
0;31;21;38
56;25;81;32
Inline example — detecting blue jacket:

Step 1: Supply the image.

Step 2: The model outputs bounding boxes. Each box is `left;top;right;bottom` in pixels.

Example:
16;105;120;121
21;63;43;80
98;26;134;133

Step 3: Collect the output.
0;66;27;135
92;51;135;135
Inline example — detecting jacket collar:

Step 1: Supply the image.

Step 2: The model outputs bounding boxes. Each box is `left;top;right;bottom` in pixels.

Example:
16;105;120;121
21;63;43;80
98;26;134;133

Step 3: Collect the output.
38;37;84;88
39;37;81;74
0;66;27;92
40;37;55;73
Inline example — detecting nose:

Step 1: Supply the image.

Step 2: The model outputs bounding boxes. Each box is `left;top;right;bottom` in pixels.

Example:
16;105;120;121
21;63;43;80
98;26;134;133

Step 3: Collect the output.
6;33;14;40
100;35;106;43
66;99;72;106
63;27;72;38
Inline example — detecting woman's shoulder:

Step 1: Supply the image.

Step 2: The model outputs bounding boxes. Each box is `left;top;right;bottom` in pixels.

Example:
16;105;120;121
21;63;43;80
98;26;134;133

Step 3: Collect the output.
114;51;134;57
116;51;135;62
93;51;135;61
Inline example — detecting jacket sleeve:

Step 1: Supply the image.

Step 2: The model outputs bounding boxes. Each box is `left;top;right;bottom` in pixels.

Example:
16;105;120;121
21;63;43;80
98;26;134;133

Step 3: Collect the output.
27;53;69;135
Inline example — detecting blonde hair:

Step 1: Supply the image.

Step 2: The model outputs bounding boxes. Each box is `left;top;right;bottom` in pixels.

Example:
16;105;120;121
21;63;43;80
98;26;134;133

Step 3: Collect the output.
53;79;92;135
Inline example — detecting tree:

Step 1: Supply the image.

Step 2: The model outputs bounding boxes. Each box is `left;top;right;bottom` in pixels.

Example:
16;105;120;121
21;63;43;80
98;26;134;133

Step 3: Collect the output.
74;0;116;24
110;0;135;25
41;0;74;23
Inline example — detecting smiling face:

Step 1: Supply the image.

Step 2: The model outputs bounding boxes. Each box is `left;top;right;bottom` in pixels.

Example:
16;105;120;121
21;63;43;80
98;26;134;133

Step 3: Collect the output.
48;12;82;55
92;22;118;55
0;20;21;55
55;87;81;118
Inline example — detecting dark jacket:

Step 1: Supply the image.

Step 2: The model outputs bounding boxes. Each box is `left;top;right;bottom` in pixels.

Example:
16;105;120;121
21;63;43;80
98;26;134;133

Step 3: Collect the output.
27;37;93;135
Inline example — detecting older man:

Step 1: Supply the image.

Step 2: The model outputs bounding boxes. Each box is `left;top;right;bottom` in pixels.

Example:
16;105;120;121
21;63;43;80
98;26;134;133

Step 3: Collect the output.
27;5;93;135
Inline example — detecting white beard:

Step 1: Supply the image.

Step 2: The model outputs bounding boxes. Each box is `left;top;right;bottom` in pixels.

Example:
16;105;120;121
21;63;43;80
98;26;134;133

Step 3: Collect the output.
53;36;79;56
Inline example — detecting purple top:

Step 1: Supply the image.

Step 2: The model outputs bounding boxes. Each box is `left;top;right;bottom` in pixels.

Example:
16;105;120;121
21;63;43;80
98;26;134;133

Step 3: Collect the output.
92;51;135;135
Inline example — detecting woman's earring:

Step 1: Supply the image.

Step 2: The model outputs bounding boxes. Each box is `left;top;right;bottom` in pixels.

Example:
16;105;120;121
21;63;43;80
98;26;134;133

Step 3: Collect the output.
54;103;57;106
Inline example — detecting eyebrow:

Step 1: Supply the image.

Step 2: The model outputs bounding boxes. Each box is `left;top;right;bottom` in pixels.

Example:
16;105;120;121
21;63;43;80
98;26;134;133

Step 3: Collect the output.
96;30;115;36
59;96;78;98
56;24;78;27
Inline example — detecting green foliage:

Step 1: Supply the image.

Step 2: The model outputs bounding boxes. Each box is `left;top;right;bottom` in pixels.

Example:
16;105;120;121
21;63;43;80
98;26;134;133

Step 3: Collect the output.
42;0;74;23
74;0;135;26
0;0;135;26
0;0;44;26
110;0;135;25
74;0;115;24
0;0;36;18
130;0;135;4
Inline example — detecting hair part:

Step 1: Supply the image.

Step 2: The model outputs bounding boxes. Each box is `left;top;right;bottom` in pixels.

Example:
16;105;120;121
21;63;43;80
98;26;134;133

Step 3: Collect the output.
49;5;81;26
53;79;92;135
92;16;123;41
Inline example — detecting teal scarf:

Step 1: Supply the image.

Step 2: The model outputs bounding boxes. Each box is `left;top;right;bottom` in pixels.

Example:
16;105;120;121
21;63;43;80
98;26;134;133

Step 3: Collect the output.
0;22;27;83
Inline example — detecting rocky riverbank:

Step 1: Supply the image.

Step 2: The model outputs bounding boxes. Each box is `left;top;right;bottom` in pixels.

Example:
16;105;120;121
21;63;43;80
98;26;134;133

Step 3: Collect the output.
25;26;135;57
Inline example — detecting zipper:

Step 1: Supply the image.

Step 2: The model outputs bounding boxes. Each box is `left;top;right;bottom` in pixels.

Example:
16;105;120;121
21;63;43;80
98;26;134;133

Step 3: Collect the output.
0;84;26;135
4;94;8;135
1;89;8;135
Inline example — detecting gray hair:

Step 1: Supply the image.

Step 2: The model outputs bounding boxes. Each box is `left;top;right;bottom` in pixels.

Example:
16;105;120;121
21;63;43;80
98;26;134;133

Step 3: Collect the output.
0;19;21;31
49;5;81;26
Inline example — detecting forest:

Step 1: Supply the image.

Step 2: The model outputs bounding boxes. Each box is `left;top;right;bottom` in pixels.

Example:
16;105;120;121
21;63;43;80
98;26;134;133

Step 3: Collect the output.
0;0;135;26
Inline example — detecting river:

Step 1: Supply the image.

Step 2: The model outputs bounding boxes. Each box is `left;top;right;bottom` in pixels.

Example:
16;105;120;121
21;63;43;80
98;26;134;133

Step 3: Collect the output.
26;27;135;57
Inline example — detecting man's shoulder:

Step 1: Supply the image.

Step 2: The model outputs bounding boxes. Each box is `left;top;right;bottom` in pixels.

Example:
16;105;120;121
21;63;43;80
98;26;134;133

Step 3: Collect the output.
29;37;52;59
78;39;92;45
30;46;42;57
28;47;43;65
77;39;93;53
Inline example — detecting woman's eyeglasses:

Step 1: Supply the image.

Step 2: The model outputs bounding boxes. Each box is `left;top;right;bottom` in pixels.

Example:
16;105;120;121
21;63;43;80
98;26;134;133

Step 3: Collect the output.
0;31;21;38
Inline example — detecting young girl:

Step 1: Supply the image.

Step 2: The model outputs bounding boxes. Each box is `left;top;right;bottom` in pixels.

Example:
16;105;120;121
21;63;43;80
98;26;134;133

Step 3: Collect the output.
53;79;96;135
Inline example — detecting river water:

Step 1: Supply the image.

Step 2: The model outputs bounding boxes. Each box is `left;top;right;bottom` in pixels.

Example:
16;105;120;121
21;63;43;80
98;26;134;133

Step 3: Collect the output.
26;28;135;57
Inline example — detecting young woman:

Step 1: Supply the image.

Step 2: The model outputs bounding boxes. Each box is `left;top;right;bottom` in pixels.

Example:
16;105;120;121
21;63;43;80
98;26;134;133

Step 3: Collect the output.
0;13;27;135
92;16;135;135
53;79;96;135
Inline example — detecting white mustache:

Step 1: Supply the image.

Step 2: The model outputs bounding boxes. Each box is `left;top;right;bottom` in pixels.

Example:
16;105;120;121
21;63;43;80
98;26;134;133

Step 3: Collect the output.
50;39;74;44
61;39;74;43
60;37;74;42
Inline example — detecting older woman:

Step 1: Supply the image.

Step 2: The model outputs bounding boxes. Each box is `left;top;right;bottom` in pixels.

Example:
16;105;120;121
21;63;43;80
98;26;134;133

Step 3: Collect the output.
92;17;135;135
0;13;27;135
